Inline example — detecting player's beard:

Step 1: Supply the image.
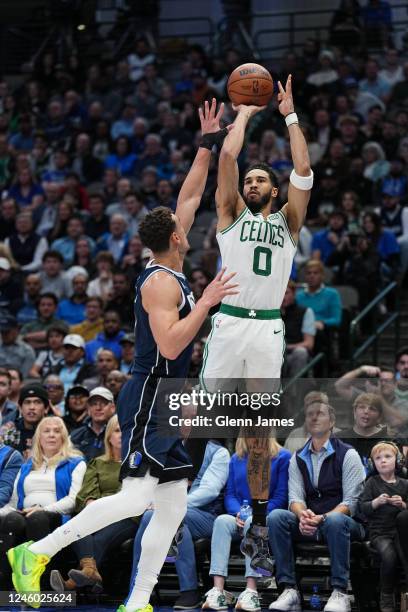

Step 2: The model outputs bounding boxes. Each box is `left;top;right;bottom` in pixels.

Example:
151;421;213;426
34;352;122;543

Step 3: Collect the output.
244;189;272;214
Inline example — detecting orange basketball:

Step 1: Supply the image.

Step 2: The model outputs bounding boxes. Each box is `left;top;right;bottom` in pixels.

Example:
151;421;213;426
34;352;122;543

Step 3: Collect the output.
227;63;274;106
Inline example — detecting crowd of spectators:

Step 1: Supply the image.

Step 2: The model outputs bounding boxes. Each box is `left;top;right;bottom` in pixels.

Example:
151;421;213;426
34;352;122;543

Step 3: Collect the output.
0;0;408;609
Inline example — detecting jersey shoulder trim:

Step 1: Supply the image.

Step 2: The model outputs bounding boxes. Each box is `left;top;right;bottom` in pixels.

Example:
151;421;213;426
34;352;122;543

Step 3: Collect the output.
277;209;297;248
139;267;180;291
219;206;249;235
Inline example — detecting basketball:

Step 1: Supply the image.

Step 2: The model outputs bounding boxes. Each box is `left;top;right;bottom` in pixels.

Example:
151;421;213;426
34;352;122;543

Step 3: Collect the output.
227;63;274;106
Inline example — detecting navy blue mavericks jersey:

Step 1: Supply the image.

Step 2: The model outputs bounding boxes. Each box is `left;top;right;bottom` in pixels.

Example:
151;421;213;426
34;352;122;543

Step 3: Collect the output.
117;260;195;482
131;261;195;377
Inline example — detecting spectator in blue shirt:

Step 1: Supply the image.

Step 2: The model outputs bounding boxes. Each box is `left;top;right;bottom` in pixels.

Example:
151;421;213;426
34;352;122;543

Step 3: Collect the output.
42;149;71;184
57;274;88;326
0;369;19;426
131;439;230;610
362;212;400;282
96;214;129;265
359;58;392;102
8;114;34;152
85;311;125;365
202;433;290;612
0;443;22;509
52;214;95;267
7;167;44;208
296;260;342;329
105;136;137;177
311;211;348;264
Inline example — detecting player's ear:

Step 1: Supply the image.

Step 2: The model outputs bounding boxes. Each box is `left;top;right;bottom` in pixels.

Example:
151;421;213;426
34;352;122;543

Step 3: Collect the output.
272;187;279;198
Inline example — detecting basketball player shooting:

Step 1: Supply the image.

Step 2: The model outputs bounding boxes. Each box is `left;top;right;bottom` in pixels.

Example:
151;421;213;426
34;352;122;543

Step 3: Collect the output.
200;75;314;575
5;104;237;612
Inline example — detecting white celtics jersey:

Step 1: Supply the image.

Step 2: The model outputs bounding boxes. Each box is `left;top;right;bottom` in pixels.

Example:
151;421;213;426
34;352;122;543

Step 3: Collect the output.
217;207;297;310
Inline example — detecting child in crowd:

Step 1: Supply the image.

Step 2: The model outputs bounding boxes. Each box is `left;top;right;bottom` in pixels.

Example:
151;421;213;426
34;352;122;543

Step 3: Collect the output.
359;442;408;612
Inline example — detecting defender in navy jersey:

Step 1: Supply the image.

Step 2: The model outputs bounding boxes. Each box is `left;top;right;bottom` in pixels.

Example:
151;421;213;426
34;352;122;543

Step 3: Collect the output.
6;100;238;612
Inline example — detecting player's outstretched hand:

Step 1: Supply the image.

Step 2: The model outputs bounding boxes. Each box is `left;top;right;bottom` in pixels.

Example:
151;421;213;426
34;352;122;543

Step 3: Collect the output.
199;98;232;134
277;74;295;117
232;103;266;118
200;267;239;309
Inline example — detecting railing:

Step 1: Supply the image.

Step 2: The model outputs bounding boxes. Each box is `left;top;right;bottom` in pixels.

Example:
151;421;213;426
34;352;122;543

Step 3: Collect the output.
282;352;326;393
252;4;408;59
349;282;400;368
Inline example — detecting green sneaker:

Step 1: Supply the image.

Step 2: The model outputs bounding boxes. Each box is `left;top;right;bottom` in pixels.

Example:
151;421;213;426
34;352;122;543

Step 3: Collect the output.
116;604;153;612
7;541;50;608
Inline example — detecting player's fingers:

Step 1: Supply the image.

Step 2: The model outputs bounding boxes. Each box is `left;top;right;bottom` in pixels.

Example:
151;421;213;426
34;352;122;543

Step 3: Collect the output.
226;123;234;131
198;106;204;123
223;290;240;296
215;101;224;122
232;104;240;112
204;99;209;118
221;271;237;283
277;80;285;94
210;97;217;118
286;74;292;94
222;283;239;291
214;266;227;281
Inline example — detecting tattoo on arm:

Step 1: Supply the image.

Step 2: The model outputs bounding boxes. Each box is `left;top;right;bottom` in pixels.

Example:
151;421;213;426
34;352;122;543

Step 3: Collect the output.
246;437;271;499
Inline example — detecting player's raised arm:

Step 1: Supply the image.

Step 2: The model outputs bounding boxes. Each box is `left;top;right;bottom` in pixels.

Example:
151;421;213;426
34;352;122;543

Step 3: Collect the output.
142;268;238;360
279;75;314;241
216;105;264;231
176;99;230;235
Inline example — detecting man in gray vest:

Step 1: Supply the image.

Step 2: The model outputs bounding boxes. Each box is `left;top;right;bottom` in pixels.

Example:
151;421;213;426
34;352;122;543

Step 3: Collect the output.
268;400;365;612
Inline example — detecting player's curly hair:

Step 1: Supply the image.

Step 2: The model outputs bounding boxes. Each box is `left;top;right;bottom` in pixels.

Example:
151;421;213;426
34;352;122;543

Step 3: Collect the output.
139;206;176;253
245;162;279;188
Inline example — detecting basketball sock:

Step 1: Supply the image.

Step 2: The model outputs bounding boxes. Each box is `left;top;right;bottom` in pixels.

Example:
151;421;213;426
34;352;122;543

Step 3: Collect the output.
125;479;187;611
29;473;159;558
252;499;268;527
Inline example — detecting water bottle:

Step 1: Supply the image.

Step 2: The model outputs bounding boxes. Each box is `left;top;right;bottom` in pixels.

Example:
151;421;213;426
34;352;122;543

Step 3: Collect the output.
239;500;252;523
310;585;322;610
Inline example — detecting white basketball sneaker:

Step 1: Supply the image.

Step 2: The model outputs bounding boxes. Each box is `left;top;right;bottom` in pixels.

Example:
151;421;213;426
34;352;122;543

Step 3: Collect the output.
202;587;236;610
235;588;261;612
268;587;302;611
324;589;351;612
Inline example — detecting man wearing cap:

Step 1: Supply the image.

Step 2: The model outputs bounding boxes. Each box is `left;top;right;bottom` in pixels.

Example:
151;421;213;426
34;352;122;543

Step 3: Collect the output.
8;384;49;458
85;310;125;365
0;257;23;315
0;314;35;378
70;387;115;462
338;114;366;158
51;334;93;394
119;333;135;374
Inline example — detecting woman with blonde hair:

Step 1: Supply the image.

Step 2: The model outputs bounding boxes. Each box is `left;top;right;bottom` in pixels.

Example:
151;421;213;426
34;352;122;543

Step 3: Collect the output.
50;414;139;593
0;417;86;584
202;428;290;612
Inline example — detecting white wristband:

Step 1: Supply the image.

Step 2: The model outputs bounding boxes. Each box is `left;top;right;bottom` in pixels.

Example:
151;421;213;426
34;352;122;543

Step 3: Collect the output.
290;168;314;191
285;112;299;127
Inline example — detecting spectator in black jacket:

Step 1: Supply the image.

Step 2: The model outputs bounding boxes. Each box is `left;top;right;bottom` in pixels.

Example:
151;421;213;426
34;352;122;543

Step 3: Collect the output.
70;387;115;461
281;281;315;378
63;385;90;433
5;211;48;273
5;383;49;459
